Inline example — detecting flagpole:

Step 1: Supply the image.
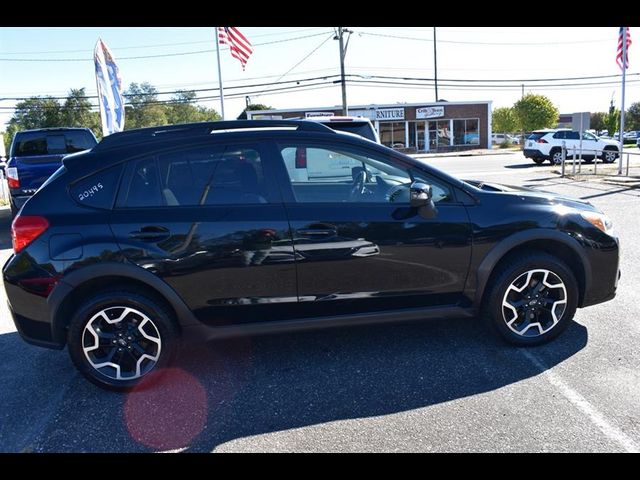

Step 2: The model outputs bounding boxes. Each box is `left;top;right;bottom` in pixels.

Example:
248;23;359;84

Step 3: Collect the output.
619;26;627;175
215;28;226;120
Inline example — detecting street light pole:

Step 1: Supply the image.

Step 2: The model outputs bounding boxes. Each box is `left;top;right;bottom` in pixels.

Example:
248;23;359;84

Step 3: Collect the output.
338;27;348;115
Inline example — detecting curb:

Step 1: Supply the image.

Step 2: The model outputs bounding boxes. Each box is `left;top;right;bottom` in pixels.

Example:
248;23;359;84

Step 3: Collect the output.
411;149;520;159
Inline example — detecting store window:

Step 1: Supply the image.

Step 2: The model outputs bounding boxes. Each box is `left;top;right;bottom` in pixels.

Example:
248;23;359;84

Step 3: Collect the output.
379;122;406;148
452;118;480;145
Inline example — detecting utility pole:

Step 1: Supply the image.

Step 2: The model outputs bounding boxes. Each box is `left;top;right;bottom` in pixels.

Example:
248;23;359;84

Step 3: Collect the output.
338;27;351;116
433;27;439;102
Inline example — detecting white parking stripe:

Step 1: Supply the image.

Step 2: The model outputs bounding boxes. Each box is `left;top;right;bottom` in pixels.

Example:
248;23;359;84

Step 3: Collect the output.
521;350;639;453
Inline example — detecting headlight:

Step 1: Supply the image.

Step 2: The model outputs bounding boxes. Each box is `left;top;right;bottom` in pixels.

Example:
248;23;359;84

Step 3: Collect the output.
580;212;614;234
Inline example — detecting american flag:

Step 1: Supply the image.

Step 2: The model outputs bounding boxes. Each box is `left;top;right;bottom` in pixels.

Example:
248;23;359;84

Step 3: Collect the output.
616;26;632;70
218;27;253;70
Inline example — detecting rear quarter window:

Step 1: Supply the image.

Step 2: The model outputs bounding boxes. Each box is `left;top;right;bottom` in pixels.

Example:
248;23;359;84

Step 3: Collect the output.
69;163;123;209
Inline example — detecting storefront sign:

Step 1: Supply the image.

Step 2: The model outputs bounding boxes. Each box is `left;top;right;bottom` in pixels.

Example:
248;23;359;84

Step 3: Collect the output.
305;111;335;118
349;109;376;120
416;106;445;119
376;108;405;120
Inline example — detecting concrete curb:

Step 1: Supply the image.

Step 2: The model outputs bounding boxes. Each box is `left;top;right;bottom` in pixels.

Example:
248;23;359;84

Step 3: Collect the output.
410;149;520;159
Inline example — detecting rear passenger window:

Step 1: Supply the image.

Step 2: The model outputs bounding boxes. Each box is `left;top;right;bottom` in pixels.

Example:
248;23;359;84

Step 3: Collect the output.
70;163;123;209
121;145;269;208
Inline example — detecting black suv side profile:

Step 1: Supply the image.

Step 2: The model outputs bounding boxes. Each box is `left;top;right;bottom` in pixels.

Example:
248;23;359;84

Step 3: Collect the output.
3;120;620;390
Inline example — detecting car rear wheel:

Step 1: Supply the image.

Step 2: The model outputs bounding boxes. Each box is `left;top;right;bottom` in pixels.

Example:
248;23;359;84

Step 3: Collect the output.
67;290;179;391
532;157;546;165
602;147;619;163
482;252;578;346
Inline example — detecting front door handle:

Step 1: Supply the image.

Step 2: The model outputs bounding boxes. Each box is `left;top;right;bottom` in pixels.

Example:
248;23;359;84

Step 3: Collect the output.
128;226;171;242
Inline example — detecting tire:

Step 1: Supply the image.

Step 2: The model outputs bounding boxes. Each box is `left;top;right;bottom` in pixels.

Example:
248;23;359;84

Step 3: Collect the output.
550;148;563;165
532;157;546;165
67;289;179;391
602;147;619;164
481;252;578;346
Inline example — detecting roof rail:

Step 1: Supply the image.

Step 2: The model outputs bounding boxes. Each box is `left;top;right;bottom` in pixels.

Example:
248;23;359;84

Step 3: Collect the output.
93;120;335;151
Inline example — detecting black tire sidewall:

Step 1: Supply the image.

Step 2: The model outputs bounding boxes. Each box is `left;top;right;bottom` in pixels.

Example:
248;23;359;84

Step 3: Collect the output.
533;157;546;165
67;291;178;391
484;254;578;346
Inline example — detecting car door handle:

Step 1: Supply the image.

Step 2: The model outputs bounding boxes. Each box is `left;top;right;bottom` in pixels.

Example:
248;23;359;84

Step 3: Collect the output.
297;228;336;236
128;226;170;242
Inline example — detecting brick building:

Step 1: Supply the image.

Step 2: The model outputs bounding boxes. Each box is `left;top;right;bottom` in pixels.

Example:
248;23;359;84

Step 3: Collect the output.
246;101;492;153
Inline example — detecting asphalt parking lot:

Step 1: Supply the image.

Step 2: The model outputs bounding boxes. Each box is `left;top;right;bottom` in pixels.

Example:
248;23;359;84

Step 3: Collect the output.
1;152;640;452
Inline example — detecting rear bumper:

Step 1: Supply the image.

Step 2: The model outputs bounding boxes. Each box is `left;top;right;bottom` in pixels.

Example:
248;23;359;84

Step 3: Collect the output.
6;302;64;350
9;194;31;211
523;149;546;159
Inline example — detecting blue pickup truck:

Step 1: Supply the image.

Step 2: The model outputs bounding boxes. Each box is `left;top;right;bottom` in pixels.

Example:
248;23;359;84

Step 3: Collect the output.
6;128;98;216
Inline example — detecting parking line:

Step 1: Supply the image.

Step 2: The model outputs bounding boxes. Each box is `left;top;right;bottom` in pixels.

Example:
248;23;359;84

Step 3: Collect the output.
521;350;639;453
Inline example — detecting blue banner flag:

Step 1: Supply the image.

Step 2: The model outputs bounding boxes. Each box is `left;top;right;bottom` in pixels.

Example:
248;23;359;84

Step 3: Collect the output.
94;38;125;136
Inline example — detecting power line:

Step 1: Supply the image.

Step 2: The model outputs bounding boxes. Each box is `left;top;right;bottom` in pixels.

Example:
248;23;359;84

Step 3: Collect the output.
0;28;330;55
275;34;334;82
355;30;614;46
0;32;333;62
4;72;638;102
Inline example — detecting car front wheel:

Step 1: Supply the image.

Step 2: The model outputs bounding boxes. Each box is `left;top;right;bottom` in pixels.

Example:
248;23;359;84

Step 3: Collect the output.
67;290;179;390
482;252;578;346
602;147;619;163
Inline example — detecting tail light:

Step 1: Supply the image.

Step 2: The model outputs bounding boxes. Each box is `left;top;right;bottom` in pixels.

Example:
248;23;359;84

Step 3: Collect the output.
11;215;49;253
295;147;307;168
536;139;548;144
6;167;19;188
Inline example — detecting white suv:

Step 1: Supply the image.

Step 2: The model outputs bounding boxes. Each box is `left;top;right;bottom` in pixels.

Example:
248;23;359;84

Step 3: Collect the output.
524;129;619;165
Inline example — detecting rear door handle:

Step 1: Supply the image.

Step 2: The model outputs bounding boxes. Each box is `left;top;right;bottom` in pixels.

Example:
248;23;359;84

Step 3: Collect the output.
128;226;170;242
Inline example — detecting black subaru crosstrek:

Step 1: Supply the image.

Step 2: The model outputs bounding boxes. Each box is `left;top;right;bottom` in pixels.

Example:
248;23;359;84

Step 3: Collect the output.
3;120;620;390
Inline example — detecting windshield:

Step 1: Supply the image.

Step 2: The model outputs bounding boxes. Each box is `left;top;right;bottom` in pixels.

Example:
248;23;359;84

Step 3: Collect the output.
12;130;97;157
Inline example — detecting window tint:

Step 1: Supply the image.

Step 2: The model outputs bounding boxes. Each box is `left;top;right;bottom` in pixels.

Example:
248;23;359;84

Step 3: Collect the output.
279;143;452;204
527;132;547;141
122;145;267;208
553;131;566;139
12;130;97;157
70;163;123;209
566;131;580;140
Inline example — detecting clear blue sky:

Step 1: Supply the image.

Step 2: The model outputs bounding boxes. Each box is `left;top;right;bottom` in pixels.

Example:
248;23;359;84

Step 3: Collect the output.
0;27;637;130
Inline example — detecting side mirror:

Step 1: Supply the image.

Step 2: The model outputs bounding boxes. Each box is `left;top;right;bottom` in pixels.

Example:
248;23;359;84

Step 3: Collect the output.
410;181;438;219
410;182;432;207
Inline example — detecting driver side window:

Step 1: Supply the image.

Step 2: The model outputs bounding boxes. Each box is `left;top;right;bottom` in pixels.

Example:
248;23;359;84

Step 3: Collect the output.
278;143;452;204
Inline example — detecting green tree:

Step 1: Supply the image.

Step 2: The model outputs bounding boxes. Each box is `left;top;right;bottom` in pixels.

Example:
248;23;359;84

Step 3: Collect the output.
625;102;640;131
512;94;559;132
124;82;168;129
590;112;607;133
10;97;62;130
237;103;273;120
60;88;102;139
605;100;619;138
492;107;517;133
166;90;221;124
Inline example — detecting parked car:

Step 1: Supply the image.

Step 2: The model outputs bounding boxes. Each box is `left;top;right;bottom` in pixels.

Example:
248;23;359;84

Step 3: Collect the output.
524;129;620;165
3;120;620;390
6;128;97;216
623;131;640;142
492;133;520;145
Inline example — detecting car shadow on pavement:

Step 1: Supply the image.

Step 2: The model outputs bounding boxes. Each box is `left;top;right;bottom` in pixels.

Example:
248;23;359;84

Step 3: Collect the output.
0;316;588;452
